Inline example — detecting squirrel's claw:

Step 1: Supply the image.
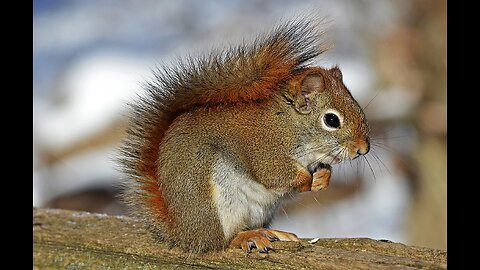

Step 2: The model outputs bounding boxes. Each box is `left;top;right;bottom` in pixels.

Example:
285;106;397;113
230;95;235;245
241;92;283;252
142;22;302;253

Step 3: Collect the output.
230;229;299;254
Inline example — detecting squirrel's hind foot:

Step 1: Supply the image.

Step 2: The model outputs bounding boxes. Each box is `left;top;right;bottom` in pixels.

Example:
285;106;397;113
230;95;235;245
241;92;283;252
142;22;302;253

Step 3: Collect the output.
229;228;299;254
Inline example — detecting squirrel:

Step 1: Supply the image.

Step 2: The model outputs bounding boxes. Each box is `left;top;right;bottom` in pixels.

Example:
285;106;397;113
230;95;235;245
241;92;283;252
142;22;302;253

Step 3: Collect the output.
118;19;370;254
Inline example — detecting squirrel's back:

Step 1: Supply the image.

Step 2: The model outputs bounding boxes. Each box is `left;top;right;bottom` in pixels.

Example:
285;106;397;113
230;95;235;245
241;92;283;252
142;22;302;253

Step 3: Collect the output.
118;18;330;251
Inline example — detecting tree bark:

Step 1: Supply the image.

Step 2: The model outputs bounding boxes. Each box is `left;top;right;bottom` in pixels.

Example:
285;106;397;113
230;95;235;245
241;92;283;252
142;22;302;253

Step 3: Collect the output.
33;208;446;269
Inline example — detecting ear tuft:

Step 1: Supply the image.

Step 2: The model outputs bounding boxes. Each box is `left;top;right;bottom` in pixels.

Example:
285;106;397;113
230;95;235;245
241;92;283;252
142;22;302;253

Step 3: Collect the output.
330;66;343;80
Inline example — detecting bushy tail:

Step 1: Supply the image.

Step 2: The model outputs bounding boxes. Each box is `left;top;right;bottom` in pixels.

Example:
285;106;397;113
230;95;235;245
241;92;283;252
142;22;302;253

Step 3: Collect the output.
118;18;329;229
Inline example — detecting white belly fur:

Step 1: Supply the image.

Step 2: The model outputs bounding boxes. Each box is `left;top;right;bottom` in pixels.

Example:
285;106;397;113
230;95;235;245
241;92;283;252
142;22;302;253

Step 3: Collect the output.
212;157;282;240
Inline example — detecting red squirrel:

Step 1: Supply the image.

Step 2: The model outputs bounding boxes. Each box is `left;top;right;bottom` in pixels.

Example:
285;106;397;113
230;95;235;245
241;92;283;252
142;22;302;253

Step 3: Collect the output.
119;19;370;253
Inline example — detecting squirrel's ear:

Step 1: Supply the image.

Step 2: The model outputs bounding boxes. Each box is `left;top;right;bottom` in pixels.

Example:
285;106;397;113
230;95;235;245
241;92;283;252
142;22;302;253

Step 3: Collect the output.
330;66;343;80
294;74;324;114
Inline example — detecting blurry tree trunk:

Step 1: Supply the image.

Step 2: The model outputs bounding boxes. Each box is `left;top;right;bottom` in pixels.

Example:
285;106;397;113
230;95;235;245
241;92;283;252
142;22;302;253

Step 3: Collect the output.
408;0;446;250
373;0;446;249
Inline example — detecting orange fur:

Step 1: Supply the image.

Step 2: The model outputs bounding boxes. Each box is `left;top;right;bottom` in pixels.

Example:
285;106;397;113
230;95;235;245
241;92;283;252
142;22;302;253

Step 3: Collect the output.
312;168;331;191
142;176;175;227
293;168;313;192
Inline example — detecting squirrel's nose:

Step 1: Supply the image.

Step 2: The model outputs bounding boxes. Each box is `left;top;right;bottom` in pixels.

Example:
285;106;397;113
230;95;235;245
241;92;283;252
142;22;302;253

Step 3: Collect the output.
356;137;370;155
353;137;370;158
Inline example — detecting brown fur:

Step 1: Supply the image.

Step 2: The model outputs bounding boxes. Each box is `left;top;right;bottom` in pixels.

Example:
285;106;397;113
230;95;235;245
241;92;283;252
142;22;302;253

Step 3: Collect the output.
118;18;369;253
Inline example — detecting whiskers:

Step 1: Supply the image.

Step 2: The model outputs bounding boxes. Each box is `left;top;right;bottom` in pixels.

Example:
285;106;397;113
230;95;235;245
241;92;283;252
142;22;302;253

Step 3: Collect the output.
362;126;415;182
292;142;338;160
293;137;399;184
290;127;411;188
369;146;391;176
362;154;377;180
309;143;347;166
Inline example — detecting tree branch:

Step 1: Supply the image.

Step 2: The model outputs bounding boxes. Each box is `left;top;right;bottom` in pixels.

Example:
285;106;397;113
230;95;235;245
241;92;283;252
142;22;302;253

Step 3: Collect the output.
33;208;446;269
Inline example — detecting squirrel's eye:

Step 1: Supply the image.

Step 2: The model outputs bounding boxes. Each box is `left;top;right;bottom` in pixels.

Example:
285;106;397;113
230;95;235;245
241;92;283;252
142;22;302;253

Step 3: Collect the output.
323;113;341;129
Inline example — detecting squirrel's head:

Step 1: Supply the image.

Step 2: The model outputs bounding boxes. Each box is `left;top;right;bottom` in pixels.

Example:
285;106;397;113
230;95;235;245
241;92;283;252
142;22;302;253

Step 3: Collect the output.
283;66;370;169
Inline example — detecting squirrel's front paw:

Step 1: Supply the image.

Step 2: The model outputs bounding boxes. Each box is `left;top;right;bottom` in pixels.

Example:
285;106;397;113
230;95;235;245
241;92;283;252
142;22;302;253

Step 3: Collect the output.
311;165;332;191
230;229;299;254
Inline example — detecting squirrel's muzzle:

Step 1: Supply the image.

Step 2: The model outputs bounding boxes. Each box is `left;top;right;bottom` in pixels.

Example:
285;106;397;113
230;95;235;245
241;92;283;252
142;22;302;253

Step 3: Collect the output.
350;137;370;159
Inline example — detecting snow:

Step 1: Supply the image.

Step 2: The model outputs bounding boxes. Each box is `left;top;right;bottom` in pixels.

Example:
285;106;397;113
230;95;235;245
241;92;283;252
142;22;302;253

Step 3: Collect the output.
35;51;150;151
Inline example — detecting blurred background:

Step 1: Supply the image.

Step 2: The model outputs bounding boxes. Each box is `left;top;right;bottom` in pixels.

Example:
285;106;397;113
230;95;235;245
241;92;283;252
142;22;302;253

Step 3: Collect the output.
33;0;446;249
